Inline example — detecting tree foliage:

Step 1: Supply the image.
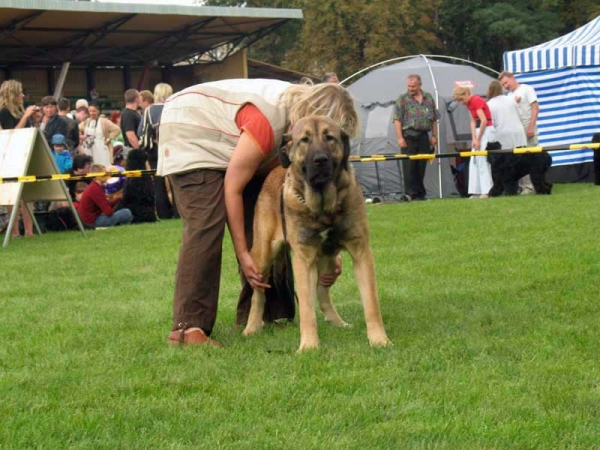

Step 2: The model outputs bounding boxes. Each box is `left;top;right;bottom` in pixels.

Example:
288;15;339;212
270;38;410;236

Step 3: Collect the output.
203;0;595;77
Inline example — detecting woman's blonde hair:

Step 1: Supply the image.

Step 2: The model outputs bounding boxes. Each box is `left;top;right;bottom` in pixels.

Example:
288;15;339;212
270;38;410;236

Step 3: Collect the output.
0;80;25;119
452;86;472;101
153;83;173;103
486;80;503;100
280;83;359;138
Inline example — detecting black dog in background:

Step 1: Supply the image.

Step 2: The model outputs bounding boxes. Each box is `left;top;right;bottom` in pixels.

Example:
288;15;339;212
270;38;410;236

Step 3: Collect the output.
487;141;553;196
119;149;156;223
593;133;600;186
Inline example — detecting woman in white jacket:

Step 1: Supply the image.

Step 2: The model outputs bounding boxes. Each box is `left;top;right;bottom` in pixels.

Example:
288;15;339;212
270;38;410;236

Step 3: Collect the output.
158;79;359;347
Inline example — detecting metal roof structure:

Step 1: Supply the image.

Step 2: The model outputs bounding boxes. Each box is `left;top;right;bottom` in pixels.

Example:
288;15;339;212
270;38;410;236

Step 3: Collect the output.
0;0;303;67
247;58;318;83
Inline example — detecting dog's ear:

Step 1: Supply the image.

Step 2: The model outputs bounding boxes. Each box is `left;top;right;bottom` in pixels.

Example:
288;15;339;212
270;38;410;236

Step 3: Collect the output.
279;133;292;168
341;131;350;171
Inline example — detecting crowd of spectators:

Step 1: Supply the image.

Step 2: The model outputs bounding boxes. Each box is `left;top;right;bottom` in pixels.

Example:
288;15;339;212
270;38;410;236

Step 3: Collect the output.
0;80;178;236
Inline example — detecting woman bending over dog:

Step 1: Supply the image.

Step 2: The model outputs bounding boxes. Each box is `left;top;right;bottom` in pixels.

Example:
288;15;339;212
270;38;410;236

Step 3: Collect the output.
157;79;359;347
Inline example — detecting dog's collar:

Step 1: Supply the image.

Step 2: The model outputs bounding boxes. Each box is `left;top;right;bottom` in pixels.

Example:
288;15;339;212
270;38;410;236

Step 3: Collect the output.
285;171;306;204
294;192;306;204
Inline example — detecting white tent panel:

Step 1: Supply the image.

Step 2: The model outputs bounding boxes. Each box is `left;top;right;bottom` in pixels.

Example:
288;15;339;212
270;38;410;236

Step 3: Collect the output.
516;67;600;146
504;15;600;72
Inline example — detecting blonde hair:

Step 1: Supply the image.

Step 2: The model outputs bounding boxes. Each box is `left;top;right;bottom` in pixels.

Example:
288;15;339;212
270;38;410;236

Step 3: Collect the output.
280;83;359;137
498;71;515;80
91;164;106;173
486;80;503;100
452;86;472;101
153;83;173;103
0;80;25;119
139;90;154;104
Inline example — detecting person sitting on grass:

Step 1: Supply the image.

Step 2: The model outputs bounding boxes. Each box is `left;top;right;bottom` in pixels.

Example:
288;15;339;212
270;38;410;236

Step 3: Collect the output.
77;164;133;228
50;134;73;174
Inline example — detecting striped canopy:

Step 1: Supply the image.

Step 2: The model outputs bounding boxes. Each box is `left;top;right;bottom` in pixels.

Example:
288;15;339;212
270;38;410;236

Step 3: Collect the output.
503;16;600;167
504;15;600;73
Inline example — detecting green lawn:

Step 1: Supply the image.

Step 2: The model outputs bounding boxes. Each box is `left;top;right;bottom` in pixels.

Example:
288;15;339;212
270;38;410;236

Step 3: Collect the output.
1;184;599;449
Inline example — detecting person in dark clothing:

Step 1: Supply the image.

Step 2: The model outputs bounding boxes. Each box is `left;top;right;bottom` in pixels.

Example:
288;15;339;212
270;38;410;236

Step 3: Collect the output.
57;97;80;155
137;82;179;219
0;79;38;237
120;89;141;151
120;149;156;223
593;132;600;186
40;96;68;144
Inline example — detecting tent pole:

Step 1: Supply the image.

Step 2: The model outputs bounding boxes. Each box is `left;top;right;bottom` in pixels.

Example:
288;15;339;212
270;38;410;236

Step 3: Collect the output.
420;55;443;199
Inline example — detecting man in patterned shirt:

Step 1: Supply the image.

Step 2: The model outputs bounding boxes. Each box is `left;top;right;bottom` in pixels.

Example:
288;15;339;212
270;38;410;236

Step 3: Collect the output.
393;74;439;201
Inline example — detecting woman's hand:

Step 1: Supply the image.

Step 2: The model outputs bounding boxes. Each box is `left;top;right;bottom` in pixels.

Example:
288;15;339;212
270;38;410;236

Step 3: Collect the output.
239;251;271;291
472;137;480;150
319;255;342;287
24;105;38;118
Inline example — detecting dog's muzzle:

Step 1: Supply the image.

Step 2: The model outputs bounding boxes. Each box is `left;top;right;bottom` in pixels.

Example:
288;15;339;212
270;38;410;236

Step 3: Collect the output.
305;152;333;189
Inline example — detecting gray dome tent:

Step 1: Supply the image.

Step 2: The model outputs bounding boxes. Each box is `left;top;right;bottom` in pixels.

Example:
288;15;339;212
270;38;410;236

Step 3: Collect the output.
345;55;498;199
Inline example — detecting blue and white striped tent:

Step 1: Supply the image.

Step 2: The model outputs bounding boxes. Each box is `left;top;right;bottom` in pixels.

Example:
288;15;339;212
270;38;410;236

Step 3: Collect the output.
503;15;600;167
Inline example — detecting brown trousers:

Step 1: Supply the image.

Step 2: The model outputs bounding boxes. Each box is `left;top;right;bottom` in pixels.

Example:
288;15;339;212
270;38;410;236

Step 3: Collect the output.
169;169;294;337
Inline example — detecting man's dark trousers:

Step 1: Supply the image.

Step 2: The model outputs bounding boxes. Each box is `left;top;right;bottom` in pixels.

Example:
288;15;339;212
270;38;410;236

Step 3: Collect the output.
403;131;432;200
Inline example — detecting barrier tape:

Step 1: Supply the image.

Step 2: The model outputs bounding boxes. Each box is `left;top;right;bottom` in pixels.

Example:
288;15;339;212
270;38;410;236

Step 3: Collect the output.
0;143;598;184
349;143;599;163
0;169;155;184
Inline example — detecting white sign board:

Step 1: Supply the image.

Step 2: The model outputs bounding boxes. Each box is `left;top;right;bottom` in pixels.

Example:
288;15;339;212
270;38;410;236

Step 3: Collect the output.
0;128;85;247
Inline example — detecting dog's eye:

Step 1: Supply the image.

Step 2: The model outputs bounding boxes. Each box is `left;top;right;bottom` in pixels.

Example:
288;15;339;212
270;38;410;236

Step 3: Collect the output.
326;135;336;142
300;136;310;143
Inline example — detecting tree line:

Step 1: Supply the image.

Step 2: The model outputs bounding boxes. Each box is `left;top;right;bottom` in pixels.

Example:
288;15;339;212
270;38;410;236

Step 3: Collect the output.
202;0;600;79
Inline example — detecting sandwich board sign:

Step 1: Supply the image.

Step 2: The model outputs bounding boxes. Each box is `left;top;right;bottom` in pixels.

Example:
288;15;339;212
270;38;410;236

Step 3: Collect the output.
0;127;86;248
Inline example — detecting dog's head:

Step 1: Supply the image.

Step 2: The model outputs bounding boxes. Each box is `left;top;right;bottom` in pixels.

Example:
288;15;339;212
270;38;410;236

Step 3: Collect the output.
279;116;350;190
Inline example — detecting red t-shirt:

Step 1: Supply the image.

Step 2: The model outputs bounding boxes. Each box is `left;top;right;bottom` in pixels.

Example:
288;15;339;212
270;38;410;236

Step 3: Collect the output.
235;103;275;156
466;95;493;125
77;181;117;225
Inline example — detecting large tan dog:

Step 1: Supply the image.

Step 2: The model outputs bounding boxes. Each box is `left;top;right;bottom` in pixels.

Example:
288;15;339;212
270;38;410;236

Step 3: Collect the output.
243;116;390;352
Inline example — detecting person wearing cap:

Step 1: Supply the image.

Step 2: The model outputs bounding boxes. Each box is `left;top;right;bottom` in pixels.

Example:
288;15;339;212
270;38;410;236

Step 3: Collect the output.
50;134;73;174
40;96;68;144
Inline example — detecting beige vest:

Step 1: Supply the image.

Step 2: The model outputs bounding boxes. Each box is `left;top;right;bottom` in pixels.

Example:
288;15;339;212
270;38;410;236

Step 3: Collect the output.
157;79;290;176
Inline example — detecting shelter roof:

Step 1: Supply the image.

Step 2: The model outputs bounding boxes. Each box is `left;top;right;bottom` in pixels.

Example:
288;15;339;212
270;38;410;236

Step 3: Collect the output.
504;14;600;73
247;58;318;83
0;0;302;67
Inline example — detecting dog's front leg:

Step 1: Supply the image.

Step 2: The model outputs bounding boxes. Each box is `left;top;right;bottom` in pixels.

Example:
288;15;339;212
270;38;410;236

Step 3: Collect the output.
293;250;320;352
317;255;350;327
347;244;391;347
243;289;266;336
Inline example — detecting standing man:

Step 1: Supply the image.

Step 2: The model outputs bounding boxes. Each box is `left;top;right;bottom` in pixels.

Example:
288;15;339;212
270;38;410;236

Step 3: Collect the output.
393;74;439;201
499;71;539;194
120;89;141;152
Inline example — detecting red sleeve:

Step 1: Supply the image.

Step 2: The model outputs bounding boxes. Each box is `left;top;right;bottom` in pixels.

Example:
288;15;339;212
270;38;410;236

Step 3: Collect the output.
235;103;274;156
91;183;115;216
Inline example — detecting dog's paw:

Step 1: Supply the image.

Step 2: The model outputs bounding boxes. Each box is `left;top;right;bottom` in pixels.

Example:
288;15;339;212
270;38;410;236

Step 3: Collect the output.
368;332;392;347
297;339;319;353
325;317;352;328
242;321;264;336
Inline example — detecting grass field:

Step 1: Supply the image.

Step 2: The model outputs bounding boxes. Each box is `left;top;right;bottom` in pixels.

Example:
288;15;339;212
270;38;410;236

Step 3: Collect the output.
1;184;599;449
